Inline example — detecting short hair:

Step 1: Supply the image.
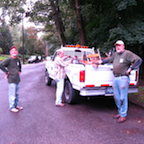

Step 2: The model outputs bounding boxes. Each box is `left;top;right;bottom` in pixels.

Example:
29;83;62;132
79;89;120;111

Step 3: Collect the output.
57;49;64;55
10;46;17;50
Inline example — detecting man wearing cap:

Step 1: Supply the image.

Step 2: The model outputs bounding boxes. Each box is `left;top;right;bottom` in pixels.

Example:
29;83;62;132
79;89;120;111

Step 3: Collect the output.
54;49;72;107
0;46;23;113
100;40;142;123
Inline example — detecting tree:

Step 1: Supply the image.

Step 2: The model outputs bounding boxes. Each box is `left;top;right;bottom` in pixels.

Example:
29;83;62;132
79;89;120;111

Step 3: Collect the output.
75;0;87;45
30;0;66;46
0;0;26;25
1;0;144;59
19;26;45;55
35;39;45;56
0;23;13;54
50;0;66;45
10;25;21;48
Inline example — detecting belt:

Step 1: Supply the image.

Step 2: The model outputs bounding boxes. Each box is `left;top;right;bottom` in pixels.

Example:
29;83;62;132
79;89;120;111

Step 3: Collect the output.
114;74;128;77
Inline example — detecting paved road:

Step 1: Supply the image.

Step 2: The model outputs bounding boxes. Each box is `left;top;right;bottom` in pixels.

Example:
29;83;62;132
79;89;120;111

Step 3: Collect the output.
0;61;144;144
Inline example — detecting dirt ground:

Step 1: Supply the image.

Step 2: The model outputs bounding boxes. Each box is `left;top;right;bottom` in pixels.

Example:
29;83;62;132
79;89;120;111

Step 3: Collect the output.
138;79;144;86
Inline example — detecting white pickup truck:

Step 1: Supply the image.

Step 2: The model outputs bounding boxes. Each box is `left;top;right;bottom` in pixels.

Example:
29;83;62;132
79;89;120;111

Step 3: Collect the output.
45;45;139;104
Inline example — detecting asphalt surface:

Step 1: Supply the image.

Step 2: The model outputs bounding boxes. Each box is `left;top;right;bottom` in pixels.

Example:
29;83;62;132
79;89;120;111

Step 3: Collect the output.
0;61;144;144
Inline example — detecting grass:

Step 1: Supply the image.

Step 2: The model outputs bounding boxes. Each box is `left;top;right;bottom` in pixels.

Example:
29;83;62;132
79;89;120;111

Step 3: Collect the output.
129;86;144;103
0;55;10;61
0;54;29;64
137;86;144;102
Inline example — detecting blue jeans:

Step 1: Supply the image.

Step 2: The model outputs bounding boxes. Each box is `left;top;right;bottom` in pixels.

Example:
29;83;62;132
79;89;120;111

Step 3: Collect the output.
113;76;130;117
9;83;20;109
55;79;64;105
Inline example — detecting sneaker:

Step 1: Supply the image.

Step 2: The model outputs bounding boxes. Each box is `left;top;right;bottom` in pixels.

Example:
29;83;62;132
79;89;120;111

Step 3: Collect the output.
117;117;126;123
16;106;23;110
56;103;65;107
113;114;120;119
10;108;19;113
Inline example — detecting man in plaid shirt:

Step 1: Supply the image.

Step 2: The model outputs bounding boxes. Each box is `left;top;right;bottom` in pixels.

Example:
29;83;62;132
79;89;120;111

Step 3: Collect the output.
54;49;72;107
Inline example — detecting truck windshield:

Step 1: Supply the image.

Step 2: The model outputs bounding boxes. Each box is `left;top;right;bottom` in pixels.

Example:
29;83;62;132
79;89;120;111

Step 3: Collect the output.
64;49;93;62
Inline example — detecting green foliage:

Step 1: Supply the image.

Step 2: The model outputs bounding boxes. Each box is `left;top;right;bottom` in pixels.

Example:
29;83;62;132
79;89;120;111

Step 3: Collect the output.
10;26;21;46
1;0;144;58
0;55;10;61
43;32;61;55
79;0;144;56
0;48;3;53
129;86;144;103
0;23;13;54
0;0;26;25
113;0;137;11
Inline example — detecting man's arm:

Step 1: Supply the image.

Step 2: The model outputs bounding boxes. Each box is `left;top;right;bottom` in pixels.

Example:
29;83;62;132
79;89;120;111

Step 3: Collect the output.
0;63;9;73
102;59;109;64
126;58;143;75
131;59;143;70
62;55;70;60
0;58;11;78
0;61;9;78
18;59;22;73
58;57;72;67
98;52;115;64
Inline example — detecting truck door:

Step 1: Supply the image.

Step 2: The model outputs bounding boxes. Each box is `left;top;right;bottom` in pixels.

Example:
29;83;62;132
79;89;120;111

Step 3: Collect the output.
48;52;58;79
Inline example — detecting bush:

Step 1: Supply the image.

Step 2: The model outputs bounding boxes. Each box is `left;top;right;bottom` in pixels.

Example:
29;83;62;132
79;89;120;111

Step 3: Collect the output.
0;55;10;61
0;48;3;54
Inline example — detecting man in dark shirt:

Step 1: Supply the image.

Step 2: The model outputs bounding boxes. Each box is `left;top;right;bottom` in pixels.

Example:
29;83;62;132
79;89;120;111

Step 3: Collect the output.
100;40;142;123
0;46;23;112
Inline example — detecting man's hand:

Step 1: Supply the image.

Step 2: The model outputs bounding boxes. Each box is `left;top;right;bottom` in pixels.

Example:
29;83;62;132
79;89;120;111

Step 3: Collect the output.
97;60;103;65
68;59;73;64
5;72;9;79
126;68;131;75
63;55;70;60
105;52;110;58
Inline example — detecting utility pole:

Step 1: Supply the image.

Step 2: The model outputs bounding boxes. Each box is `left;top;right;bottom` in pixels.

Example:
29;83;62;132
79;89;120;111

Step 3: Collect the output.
21;13;25;64
22;12;30;64
45;41;48;56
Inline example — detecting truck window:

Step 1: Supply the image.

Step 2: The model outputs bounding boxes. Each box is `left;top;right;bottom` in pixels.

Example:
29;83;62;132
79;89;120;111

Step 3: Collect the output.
86;51;94;61
74;49;82;59
64;51;73;57
64;49;82;59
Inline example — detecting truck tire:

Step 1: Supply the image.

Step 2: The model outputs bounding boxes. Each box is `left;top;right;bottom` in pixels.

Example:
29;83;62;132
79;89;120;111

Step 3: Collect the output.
45;70;52;86
64;80;79;104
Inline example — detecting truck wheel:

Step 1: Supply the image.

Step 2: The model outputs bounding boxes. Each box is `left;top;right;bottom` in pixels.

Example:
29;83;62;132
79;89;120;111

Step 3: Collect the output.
45;70;52;86
64;80;79;104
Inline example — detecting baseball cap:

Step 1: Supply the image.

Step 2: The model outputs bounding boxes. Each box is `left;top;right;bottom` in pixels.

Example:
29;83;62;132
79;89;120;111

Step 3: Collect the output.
114;40;124;46
10;46;17;50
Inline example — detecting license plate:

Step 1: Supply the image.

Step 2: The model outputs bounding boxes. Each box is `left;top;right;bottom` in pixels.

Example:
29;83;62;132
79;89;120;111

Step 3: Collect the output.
106;87;113;94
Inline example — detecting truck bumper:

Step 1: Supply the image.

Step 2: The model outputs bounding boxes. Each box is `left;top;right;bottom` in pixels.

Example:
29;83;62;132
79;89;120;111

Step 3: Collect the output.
79;86;138;96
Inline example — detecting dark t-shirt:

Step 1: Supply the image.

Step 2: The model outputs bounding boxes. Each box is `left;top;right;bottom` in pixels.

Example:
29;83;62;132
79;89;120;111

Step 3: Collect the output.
0;57;21;84
108;50;141;75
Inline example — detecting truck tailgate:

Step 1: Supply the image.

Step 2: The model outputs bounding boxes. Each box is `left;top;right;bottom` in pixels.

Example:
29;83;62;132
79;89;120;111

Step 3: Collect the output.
85;64;114;86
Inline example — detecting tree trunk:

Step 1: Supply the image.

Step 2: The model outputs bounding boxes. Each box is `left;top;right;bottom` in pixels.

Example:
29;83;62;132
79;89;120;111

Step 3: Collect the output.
50;0;66;46
75;0;87;45
140;46;144;79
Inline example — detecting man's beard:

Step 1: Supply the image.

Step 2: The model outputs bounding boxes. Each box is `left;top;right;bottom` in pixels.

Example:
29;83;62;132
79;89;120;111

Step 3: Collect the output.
13;54;17;56
116;50;123;54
